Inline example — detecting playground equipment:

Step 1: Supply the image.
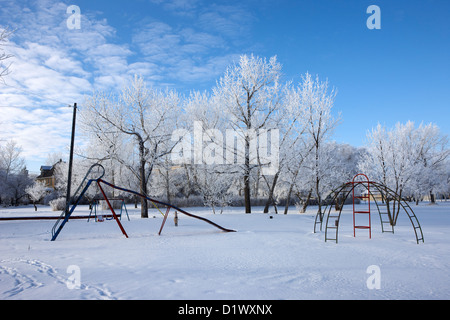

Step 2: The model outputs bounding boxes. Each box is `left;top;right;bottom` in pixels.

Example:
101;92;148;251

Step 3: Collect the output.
314;173;424;244
88;198;130;222
50;164;235;241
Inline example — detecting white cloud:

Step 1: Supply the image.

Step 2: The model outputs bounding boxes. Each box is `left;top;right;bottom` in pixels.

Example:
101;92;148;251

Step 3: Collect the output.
0;105;72;161
131;6;250;87
5;45;90;106
0;0;258;171
0;0;135;170
149;0;200;17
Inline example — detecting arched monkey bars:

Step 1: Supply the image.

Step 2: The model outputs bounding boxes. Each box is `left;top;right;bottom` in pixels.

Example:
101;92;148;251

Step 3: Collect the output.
314;174;424;244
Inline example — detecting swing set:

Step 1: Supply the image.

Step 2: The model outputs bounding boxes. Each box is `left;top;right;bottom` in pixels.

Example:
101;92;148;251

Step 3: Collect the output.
50;164;235;241
88;198;130;222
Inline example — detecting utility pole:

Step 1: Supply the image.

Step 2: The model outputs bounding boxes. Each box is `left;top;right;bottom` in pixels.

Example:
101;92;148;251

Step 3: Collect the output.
65;103;77;217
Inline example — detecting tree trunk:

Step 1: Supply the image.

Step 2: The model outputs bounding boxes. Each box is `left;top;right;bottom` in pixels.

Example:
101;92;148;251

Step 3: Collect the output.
139;140;148;218
165;170;171;204
430;190;435;204
301;189;313;213
283;183;294;215
315;175;322;214
244;135;251;214
263;172;279;213
244;174;251;213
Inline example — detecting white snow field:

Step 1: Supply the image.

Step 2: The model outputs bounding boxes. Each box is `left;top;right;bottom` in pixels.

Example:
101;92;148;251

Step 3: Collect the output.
0;202;449;300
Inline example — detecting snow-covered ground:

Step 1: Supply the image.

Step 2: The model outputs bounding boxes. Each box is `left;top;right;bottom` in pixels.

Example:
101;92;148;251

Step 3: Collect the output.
0;202;449;300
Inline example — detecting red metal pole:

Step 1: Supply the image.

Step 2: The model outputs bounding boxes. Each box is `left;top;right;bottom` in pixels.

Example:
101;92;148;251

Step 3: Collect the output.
97;181;129;238
158;206;171;236
368;180;372;239
352;178;356;237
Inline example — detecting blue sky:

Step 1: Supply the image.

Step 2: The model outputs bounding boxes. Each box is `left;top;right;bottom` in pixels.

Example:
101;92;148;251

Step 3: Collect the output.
0;0;449;173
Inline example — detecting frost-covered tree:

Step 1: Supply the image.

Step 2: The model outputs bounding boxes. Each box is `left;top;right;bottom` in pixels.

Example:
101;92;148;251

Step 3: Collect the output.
5;168;32;206
0;27;14;82
213;54;283;213
445;161;450;200
0;140;25;177
26;180;47;211
259;83;309;214
405;123;449;203
81;75;180;218
0;140;31;206
359;121;449;214
276;136;313;214
360;122;416;221
359;124;389;187
291;73;340;214
181;90;236;213
53;159;95;201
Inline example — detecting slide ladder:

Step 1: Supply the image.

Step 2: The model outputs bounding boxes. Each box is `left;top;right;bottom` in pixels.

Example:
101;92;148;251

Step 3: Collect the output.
51;164;105;241
51;179;94;241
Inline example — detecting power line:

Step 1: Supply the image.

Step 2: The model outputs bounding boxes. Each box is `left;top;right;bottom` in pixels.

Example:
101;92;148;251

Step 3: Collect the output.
0;105;71;109
1;82;74;107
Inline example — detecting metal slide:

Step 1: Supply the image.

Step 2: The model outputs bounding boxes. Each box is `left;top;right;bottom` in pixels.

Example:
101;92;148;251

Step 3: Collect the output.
51;164;106;241
51;164;235;241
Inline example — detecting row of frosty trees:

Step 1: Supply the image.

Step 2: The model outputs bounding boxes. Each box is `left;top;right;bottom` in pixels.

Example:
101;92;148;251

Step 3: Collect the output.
25;54;450;217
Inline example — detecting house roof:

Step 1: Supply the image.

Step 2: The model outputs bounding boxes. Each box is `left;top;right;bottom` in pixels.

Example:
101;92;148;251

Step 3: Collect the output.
36;160;63;179
36;167;54;179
